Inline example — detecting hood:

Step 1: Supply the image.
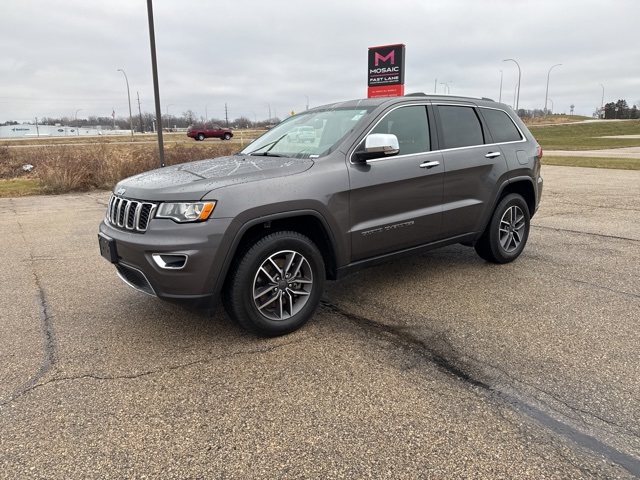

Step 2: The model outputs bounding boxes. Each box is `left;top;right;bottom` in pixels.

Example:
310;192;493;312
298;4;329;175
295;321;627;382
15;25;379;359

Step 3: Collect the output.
114;155;314;201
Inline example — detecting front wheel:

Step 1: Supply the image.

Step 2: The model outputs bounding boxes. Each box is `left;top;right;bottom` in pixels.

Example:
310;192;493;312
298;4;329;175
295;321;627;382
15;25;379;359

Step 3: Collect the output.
474;193;530;264
197;133;205;141
223;231;325;336
222;132;231;140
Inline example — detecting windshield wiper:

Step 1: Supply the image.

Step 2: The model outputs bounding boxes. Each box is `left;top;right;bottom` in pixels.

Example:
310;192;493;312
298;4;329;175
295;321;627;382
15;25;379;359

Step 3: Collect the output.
247;151;286;157
247;133;288;156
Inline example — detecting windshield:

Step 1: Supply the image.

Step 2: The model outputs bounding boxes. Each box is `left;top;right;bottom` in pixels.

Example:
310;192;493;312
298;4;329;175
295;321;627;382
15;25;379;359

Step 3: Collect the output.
240;107;374;158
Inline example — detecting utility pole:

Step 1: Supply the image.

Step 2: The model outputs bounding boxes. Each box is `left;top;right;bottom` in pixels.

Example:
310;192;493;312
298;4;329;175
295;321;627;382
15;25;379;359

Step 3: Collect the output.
146;0;165;167
225;103;229;127
137;91;144;133
35;117;40;137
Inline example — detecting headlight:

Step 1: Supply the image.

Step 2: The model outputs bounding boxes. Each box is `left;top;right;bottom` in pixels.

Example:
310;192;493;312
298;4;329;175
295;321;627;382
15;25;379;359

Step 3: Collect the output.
156;202;216;223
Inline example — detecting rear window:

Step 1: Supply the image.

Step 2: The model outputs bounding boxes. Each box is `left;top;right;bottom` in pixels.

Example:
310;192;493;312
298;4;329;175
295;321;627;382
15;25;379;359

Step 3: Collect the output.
481;108;523;143
438;105;484;149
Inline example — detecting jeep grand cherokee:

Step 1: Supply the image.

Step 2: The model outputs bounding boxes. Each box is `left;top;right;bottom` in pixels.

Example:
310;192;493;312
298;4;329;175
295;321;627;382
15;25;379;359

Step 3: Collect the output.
99;93;543;336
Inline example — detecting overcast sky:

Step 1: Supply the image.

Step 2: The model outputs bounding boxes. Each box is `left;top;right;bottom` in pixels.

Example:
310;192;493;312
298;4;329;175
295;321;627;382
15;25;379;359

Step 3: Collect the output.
1;0;638;123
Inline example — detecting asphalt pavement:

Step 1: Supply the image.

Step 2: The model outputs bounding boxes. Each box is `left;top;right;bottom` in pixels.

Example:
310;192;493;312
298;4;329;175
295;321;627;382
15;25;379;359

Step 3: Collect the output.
0;165;638;479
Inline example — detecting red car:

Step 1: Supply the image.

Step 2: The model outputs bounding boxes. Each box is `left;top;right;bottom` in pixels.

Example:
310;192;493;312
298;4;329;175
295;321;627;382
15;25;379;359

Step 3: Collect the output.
187;124;233;141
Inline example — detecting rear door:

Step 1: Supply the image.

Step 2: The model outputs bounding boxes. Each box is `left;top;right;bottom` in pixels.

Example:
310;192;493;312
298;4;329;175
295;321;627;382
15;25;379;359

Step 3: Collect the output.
348;104;444;261
478;106;528;173
434;103;509;238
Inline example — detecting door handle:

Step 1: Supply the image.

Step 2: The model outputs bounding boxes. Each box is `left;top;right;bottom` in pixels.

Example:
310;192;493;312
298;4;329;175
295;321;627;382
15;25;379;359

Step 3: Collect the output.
419;160;440;169
485;152;501;158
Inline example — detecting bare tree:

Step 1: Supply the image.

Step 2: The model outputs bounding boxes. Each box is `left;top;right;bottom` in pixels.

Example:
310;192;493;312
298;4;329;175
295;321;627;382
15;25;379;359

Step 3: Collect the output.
183;110;197;125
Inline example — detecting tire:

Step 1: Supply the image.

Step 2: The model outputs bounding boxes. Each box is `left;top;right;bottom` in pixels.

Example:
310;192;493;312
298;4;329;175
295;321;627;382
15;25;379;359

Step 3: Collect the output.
222;133;231;140
223;231;325;336
474;193;530;264
197;133;205;141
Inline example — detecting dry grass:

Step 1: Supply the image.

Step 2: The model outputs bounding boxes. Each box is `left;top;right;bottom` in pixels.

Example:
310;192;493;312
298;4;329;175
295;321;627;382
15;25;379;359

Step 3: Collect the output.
0;140;238;196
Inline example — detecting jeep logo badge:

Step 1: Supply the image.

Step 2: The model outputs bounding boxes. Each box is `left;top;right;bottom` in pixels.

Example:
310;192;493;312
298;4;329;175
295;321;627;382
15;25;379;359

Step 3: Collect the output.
116;187;126;195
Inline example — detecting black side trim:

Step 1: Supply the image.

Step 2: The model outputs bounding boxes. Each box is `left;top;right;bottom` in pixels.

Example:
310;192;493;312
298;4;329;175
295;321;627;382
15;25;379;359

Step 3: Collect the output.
336;232;479;279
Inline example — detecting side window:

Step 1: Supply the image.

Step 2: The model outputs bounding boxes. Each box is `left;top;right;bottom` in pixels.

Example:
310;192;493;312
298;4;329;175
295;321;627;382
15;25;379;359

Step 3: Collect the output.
370;105;430;156
481;108;523;143
205;124;212;130
438;105;484;149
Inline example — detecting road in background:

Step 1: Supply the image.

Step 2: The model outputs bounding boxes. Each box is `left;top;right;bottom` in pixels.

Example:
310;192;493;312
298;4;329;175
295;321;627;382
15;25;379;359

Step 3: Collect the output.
0;166;638;478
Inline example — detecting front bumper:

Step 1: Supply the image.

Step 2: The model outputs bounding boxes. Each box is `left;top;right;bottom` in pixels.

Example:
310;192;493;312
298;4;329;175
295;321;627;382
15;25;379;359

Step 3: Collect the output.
98;215;235;310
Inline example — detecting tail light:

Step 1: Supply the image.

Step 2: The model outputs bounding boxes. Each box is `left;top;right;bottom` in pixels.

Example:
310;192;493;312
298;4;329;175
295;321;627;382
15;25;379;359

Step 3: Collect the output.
536;146;543;158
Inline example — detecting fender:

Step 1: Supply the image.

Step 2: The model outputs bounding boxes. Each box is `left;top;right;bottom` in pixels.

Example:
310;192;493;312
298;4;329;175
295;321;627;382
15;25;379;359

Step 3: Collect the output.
210;209;342;299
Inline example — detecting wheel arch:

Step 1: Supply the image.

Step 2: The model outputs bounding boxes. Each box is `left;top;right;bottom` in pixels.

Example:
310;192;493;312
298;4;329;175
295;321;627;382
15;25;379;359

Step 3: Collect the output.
468;176;537;248
214;210;341;299
500;176;537;218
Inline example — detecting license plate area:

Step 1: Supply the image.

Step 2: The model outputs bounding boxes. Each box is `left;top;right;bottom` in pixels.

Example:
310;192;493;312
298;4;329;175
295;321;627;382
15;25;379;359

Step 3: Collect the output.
98;233;118;263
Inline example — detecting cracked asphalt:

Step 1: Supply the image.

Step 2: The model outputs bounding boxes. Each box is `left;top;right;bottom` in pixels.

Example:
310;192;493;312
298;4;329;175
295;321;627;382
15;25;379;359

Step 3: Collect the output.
0;165;638;479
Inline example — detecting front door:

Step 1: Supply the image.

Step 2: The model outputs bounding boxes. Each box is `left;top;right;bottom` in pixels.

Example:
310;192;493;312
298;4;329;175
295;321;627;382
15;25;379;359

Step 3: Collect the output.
348;104;444;262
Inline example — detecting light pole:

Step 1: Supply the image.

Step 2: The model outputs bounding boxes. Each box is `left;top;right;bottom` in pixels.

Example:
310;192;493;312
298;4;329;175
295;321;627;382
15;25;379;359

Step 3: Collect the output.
75;109;82;136
544;63;562;115
204;104;210;123
264;102;271;121
305;95;309;111
598;84;605;118
440;82;451;94
547;98;554;114
165;104;172;130
503;58;521;112
499;70;503;103
513;83;519;110
117;69;134;138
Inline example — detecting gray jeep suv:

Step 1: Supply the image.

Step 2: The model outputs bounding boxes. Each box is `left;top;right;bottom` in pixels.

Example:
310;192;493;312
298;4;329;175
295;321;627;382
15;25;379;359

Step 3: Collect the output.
99;93;543;336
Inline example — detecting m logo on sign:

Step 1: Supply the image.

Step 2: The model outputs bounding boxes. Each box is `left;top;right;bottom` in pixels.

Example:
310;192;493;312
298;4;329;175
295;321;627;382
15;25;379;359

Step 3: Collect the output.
374;51;395;66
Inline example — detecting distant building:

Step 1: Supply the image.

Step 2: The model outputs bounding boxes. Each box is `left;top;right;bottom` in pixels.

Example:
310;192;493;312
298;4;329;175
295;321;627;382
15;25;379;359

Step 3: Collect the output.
0;124;125;138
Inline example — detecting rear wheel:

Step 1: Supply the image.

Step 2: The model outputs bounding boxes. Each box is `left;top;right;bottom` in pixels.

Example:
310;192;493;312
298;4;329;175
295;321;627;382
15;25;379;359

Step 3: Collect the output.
197;133;205;141
223;231;325;336
474;193;530;264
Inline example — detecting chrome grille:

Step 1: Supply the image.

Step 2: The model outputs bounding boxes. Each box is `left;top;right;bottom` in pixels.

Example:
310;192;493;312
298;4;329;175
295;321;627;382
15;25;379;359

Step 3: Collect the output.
107;195;157;232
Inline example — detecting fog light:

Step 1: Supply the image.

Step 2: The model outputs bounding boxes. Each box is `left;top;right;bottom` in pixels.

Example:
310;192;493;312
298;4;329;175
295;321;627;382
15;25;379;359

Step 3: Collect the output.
152;254;188;270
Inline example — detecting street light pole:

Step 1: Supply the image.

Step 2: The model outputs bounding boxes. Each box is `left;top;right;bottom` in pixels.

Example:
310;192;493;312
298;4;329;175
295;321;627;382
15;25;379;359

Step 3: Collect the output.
544;63;562;115
598;84;605;118
75;109;82;136
264;102;271;121
499;70;503;103
165;104;172;130
117;69;134;138
547;98;554;114
305;95;309;111
503;58;521;112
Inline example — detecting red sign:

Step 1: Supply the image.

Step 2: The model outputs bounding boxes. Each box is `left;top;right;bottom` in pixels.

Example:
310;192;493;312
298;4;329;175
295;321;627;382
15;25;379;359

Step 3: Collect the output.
367;85;405;98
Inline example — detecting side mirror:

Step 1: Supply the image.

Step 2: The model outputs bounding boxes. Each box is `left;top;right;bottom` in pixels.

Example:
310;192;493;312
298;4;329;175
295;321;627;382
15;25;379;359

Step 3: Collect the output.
355;133;400;162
